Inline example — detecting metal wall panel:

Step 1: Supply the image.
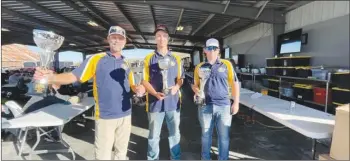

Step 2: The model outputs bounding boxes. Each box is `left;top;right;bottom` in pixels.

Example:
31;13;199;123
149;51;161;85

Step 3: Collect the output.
285;1;350;32
225;1;349;46
224;23;272;45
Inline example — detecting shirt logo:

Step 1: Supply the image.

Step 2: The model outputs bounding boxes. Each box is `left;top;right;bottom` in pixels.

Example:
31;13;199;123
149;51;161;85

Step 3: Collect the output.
218;67;225;72
171;61;176;66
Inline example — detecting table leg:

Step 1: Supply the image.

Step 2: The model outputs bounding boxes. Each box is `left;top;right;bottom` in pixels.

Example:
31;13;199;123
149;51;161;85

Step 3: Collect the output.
29;128;41;160
18;128;28;156
58;126;76;160
312;139;317;160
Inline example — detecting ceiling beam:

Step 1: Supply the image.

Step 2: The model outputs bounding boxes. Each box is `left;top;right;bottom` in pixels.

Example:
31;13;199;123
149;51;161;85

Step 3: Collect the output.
1;8;89;46
182;0;230;46
206;0;271;37
255;1;270;19
64;0;137;47
61;0;109;30
150;5;157;30
114;3;149;45
191;14;215;36
2;7;67;33
61;43;202;51
20;0;102;36
284;1;312;13
207;18;240;36
75;0;112;26
64;31;218;42
182;13;215;46
116;1;285;24
174;9;184;34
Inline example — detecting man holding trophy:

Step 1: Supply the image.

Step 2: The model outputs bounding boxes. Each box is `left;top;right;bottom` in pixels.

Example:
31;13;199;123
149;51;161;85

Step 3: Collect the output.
142;25;184;160
192;38;240;160
34;26;144;160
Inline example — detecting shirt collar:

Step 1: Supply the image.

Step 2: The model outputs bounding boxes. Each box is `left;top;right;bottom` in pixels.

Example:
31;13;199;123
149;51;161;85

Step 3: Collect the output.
205;58;221;65
154;50;172;57
106;50;125;60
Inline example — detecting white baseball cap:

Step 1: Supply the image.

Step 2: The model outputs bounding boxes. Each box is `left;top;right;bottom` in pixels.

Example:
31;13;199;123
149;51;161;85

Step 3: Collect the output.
108;26;126;38
206;38;219;47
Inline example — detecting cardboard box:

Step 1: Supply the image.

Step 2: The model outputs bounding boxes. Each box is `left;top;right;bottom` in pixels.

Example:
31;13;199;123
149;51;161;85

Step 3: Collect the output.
330;104;350;160
319;154;334;160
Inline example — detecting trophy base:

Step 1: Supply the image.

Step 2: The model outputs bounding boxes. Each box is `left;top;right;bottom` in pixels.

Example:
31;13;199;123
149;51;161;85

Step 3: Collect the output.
26;81;49;97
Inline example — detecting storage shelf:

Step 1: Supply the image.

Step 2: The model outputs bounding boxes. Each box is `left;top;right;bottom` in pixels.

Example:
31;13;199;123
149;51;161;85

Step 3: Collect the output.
266;75;329;83
280;95;326;107
237;72;265;76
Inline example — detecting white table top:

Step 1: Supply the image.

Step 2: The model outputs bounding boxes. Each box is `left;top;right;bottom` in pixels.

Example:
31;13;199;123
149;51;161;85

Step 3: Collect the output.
239;91;335;139
2;97;95;129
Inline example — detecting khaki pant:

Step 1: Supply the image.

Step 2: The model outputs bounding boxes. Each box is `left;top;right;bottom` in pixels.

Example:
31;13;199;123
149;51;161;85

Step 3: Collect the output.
94;115;131;160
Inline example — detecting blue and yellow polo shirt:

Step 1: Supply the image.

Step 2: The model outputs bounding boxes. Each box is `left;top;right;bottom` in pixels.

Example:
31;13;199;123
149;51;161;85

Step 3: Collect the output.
194;59;237;106
72;51;135;119
143;51;184;112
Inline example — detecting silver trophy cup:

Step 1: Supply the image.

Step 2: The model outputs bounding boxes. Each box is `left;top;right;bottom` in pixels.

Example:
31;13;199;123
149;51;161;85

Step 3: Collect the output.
28;30;64;96
194;67;211;106
158;57;171;95
133;67;144;97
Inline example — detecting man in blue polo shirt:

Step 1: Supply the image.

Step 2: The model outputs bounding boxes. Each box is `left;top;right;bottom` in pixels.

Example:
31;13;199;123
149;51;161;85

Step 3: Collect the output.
34;26;144;160
192;38;240;160
142;25;184;160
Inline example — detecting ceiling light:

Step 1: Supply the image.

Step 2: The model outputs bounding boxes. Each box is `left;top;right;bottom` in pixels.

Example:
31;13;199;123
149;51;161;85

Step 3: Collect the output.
176;26;184;31
87;20;99;27
1;28;10;32
69;43;76;46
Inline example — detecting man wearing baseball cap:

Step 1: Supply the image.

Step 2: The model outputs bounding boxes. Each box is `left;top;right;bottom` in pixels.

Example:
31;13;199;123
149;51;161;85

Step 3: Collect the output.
192;38;240;160
142;24;184;160
34;26;144;160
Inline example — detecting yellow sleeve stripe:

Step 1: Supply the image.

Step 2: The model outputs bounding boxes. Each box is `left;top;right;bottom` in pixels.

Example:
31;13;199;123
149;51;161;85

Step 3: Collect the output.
128;72;135;86
80;53;105;82
143;52;155;112
221;59;235;96
194;62;205;86
173;54;182;79
143;52;155;82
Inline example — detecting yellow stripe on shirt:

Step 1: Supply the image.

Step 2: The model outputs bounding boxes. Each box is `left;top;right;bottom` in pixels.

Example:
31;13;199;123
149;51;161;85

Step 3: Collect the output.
221;59;236;97
143;52;155;112
80;53;106;82
194;62;205;87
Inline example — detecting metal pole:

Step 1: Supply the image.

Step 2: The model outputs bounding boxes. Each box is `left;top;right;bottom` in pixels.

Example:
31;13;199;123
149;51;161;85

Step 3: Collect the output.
325;72;331;113
279;77;282;98
312;139;317;160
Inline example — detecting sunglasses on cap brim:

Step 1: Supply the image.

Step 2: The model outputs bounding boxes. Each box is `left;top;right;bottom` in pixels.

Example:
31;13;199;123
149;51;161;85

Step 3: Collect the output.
205;46;219;51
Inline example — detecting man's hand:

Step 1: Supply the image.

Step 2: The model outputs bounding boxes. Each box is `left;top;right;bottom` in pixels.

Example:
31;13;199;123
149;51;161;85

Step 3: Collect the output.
135;85;146;96
154;92;166;100
52;84;61;90
170;85;180;95
191;84;200;96
231;103;239;115
33;67;54;83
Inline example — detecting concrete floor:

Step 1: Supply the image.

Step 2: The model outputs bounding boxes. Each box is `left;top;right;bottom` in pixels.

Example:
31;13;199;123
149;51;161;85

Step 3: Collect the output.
1;83;330;160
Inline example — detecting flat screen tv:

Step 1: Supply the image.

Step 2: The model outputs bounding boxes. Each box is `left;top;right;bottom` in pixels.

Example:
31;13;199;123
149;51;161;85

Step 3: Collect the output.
278;29;302;54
